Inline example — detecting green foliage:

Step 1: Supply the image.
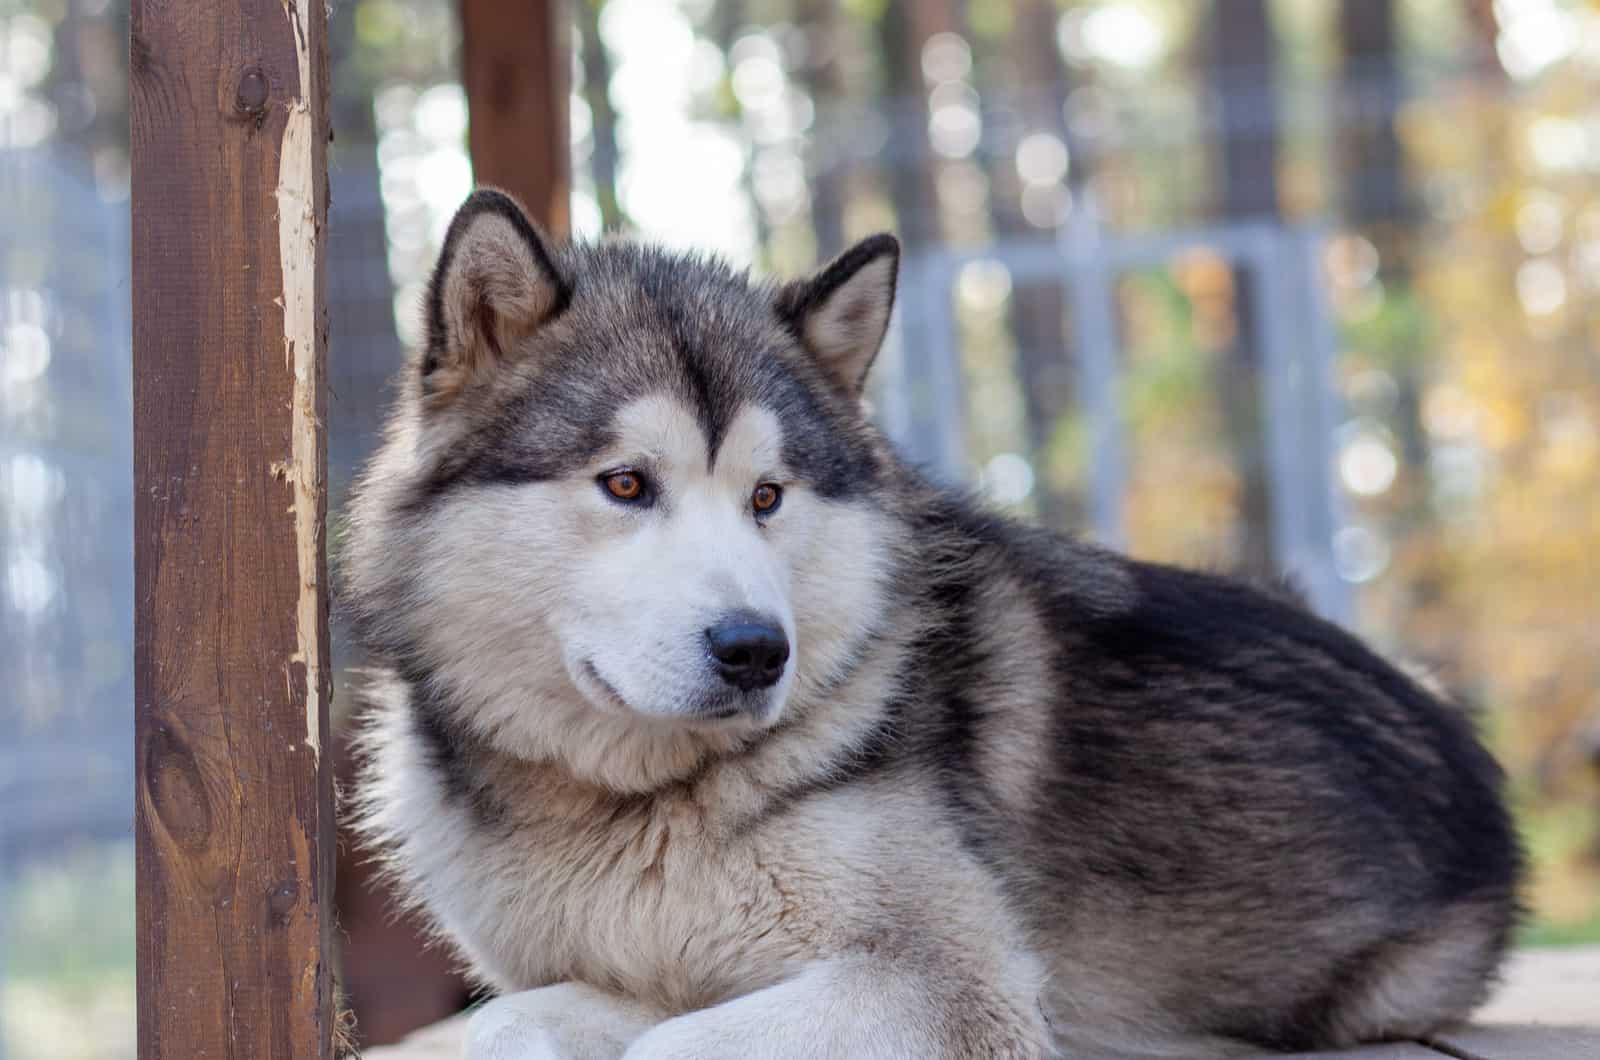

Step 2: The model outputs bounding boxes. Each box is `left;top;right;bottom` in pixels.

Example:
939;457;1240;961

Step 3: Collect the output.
1341;281;1435;370
839;0;888;26
1520;911;1600;948
967;0;1015;41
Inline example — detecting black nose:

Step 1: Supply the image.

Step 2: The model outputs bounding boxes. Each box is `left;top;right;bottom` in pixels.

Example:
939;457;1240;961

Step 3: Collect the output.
705;614;790;691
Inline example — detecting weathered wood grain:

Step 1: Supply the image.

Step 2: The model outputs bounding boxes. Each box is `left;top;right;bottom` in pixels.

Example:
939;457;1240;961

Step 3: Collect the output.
459;0;571;236
131;0;334;1056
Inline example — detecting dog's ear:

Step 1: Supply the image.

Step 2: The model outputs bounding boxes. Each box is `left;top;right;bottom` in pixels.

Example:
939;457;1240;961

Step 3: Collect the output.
421;188;570;402
776;233;899;397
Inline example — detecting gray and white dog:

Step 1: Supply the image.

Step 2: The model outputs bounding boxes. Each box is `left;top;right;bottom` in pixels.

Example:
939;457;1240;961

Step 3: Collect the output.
344;189;1522;1059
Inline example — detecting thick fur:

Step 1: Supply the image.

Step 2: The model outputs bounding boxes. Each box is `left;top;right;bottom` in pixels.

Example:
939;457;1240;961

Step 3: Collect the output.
343;189;1523;1059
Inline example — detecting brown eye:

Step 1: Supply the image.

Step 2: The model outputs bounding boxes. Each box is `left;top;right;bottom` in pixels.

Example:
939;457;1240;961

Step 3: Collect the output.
752;483;782;515
603;471;644;502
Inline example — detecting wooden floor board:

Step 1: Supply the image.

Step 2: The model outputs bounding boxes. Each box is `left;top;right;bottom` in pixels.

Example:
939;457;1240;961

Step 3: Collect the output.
365;947;1600;1058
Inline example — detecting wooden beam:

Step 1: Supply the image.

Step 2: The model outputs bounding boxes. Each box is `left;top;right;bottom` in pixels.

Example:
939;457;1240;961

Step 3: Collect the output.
131;0;334;1056
460;0;571;235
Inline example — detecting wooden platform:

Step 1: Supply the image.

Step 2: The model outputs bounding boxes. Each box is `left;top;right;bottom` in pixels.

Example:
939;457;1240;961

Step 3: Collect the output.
365;945;1600;1058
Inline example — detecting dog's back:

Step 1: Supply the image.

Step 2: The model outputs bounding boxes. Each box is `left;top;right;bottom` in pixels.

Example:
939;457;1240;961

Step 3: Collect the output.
894;499;1521;1054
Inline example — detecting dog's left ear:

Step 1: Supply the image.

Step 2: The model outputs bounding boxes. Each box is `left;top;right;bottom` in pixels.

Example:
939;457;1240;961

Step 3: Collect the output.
776;233;899;397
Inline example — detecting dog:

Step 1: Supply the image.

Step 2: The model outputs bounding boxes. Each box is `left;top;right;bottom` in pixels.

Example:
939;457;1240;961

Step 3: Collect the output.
343;188;1523;1059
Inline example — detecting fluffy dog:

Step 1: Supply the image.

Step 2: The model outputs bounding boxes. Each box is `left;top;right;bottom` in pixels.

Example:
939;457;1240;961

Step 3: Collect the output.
344;189;1522;1059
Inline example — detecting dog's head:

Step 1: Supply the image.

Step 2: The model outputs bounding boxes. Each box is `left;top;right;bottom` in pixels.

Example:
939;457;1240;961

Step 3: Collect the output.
349;190;902;781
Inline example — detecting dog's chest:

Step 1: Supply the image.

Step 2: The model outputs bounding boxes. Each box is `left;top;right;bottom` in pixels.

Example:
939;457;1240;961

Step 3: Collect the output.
476;792;811;1010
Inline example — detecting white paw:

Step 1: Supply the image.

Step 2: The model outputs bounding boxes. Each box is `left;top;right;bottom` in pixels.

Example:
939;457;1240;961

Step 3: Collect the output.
620;1016;742;1060
462;983;665;1060
617;1025;697;1060
465;999;573;1060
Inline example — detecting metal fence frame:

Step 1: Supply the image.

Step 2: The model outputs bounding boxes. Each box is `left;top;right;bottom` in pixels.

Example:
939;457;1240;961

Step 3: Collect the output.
882;196;1352;625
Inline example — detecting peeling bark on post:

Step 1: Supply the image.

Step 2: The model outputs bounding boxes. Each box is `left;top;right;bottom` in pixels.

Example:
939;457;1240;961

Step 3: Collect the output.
131;0;334;1056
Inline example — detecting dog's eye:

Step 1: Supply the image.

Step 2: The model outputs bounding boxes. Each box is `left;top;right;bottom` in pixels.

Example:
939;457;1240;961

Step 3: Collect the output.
601;471;647;503
752;483;782;515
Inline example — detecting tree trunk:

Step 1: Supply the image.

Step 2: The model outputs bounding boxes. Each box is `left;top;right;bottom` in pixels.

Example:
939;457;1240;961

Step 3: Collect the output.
47;0;129;161
1464;0;1504;83
875;1;960;252
984;0;1081;530
709;0;774;258
796;0;848;257
1339;0;1426;471
576;0;624;230
324;3;474;1048
1209;0;1280;582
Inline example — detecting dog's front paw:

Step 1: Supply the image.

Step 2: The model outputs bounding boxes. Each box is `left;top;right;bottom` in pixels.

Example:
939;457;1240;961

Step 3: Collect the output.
616;1025;697;1060
620;1015;747;1060
465;999;574;1060
464;983;664;1060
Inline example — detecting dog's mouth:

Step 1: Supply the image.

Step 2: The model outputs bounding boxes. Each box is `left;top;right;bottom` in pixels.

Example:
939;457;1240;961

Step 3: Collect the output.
579;659;634;714
578;658;776;727
686;689;782;727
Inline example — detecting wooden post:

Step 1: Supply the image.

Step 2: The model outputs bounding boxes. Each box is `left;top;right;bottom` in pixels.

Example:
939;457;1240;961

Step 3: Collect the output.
460;0;572;235
131;0;334;1056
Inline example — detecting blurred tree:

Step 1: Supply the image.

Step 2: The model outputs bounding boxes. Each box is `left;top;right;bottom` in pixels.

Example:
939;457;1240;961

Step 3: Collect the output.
1339;1;1406;225
1463;0;1504;84
330;0;378;144
1337;0;1441;648
576;0;624;229
706;0;775;256
796;0;848;256
43;0;127;164
875;0;961;252
1207;0;1280;582
980;0;1082;530
326;3;472;1046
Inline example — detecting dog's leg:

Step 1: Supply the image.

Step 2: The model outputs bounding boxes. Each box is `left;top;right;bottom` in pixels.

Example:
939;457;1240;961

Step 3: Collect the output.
465;982;668;1060
620;957;1049;1060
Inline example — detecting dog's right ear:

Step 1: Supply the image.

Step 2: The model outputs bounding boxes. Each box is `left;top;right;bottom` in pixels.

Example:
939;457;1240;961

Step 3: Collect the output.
775;233;899;398
420;188;570;403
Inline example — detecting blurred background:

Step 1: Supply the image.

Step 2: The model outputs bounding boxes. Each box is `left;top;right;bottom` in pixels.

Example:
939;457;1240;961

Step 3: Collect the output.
4;0;1600;1055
